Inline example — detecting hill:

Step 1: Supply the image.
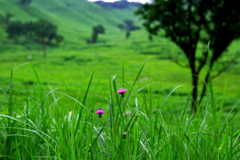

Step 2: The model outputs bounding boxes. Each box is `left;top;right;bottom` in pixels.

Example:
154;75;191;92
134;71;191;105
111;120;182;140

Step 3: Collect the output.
0;0;143;45
93;0;140;9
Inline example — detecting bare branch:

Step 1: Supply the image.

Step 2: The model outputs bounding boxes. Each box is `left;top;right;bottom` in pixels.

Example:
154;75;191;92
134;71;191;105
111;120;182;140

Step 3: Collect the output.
168;54;189;68
197;51;208;74
212;52;240;79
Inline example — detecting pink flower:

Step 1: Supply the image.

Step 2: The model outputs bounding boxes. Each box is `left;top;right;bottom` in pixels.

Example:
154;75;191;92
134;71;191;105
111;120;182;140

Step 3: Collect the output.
96;109;104;118
123;132;127;139
117;88;127;98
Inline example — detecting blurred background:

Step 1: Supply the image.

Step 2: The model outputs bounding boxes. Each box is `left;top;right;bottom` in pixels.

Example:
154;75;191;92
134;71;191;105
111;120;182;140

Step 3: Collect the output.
0;0;240;114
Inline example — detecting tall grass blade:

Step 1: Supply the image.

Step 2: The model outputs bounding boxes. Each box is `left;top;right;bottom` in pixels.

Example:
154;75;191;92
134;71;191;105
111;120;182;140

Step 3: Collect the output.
74;70;95;136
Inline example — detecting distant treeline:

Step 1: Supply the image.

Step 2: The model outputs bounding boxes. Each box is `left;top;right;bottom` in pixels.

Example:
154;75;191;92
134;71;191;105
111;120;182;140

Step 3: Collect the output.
7;20;63;45
0;15;64;45
94;0;140;9
87;19;141;43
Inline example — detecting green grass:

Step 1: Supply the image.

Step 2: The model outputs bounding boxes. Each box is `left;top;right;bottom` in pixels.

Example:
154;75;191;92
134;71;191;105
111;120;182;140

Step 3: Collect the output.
1;61;240;159
0;34;239;110
0;36;240;159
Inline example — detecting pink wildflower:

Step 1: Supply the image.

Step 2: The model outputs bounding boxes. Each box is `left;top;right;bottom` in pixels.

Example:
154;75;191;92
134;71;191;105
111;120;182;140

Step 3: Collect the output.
117;88;127;98
96;109;104;118
123;132;127;139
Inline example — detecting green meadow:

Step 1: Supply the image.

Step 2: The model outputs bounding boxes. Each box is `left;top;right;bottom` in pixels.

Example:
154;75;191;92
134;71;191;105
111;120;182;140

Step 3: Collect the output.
1;31;240;111
1;0;240;159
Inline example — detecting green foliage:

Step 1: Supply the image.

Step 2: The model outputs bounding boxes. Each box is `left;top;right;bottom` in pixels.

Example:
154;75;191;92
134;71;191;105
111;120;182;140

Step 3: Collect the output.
5;21;25;43
135;0;240;112
117;19;141;39
124;19;140;31
34;19;58;42
88;24;105;44
0;13;13;26
5;19;64;46
55;35;64;45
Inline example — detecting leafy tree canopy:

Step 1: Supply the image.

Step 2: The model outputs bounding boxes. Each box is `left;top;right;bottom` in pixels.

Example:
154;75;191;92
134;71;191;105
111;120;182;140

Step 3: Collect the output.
87;24;105;44
135;0;240;112
93;24;105;34
117;19;140;39
5;21;25;42
124;19;140;31
34;19;58;40
5;19;62;45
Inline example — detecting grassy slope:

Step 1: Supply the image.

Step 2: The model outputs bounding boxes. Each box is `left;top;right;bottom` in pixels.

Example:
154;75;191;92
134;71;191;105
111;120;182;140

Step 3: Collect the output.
0;0;140;43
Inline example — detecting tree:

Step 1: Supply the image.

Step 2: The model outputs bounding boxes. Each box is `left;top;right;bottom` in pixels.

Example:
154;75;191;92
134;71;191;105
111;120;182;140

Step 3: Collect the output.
117;19;140;39
5;21;25;43
34;19;58;57
88;25;105;43
126;30;131;39
124;19;140;31
135;0;240;113
24;21;38;39
5;19;63;49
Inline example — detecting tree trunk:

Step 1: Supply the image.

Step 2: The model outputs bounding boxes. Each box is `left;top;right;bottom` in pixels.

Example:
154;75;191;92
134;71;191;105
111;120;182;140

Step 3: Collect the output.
191;71;198;113
42;36;46;57
187;0;199;113
199;60;215;105
199;71;209;105
91;32;98;43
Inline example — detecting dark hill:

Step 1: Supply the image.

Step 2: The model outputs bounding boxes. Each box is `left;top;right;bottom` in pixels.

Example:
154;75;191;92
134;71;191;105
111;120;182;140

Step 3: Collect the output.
94;0;141;9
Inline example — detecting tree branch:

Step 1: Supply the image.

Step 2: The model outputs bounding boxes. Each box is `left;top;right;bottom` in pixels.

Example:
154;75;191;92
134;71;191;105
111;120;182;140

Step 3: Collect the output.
197;51;208;74
212;52;240;79
168;55;189;68
199;52;240;104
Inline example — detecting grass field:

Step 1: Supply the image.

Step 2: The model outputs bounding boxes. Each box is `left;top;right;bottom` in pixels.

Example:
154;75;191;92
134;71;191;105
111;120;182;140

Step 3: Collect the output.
1;0;240;159
1;46;240;158
1;32;240;110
